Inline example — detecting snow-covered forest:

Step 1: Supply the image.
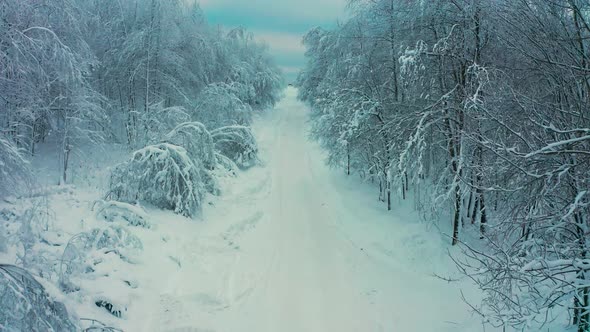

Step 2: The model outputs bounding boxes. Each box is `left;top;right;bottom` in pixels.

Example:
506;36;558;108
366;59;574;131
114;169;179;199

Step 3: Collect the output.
297;0;590;331
0;0;282;186
2;0;590;331
0;0;282;330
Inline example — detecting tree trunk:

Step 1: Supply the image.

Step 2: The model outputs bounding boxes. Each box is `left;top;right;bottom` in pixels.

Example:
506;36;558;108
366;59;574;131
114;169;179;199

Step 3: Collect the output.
476;145;486;237
387;180;391;211
61;135;70;185
347;150;350;176
467;189;474;220
574;210;589;332
452;182;461;246
405;171;409;192
402;180;406;200
478;192;487;238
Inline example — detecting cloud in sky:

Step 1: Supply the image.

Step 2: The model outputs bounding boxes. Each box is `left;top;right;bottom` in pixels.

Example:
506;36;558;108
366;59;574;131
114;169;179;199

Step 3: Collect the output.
279;66;302;76
252;31;306;55
200;0;348;25
200;0;349;82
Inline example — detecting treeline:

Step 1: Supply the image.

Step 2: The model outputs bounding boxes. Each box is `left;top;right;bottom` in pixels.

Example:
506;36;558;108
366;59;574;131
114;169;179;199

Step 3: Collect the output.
0;0;282;191
297;0;590;330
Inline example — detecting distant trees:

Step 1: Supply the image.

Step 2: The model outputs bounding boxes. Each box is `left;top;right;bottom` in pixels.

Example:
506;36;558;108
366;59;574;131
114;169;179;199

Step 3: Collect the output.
196;83;254;128
298;0;590;330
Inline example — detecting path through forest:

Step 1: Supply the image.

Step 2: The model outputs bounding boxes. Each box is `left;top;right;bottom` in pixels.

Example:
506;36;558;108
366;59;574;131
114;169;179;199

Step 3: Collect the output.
139;87;488;332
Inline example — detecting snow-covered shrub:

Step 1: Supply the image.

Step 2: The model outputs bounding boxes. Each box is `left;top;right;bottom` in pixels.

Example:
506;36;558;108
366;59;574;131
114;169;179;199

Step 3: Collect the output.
0;136;31;199
59;225;143;292
0;264;78;331
90;226;143;257
0;208;17;253
15;204;53;273
93;200;150;228
1;189;54;276
18;209;36;267
107;143;204;217
163;122;219;195
0;233;6;253
214;152;238;177
211;125;258;169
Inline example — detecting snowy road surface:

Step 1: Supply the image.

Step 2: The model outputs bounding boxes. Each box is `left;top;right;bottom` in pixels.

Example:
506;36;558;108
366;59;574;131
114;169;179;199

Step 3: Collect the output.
128;87;486;332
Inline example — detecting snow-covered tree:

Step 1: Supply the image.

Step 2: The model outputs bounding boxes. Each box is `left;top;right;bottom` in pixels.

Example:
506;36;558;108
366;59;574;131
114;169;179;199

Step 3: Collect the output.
164;122;219;194
195;83;254;128
0;0;106;184
107;143;204;218
298;0;590;330
0;1;282;330
211;125;259;169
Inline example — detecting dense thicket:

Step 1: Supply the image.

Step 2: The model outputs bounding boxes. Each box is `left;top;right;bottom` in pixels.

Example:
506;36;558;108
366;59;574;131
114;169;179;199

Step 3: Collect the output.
0;0;282;188
298;0;590;330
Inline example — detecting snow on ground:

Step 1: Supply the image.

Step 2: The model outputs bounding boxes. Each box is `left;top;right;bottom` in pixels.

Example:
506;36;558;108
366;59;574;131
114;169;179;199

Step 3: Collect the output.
133;87;492;332
1;87;496;331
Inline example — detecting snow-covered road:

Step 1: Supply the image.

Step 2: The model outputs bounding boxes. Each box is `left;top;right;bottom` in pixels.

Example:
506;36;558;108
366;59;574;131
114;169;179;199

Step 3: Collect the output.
226;88;375;332
133;87;488;332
